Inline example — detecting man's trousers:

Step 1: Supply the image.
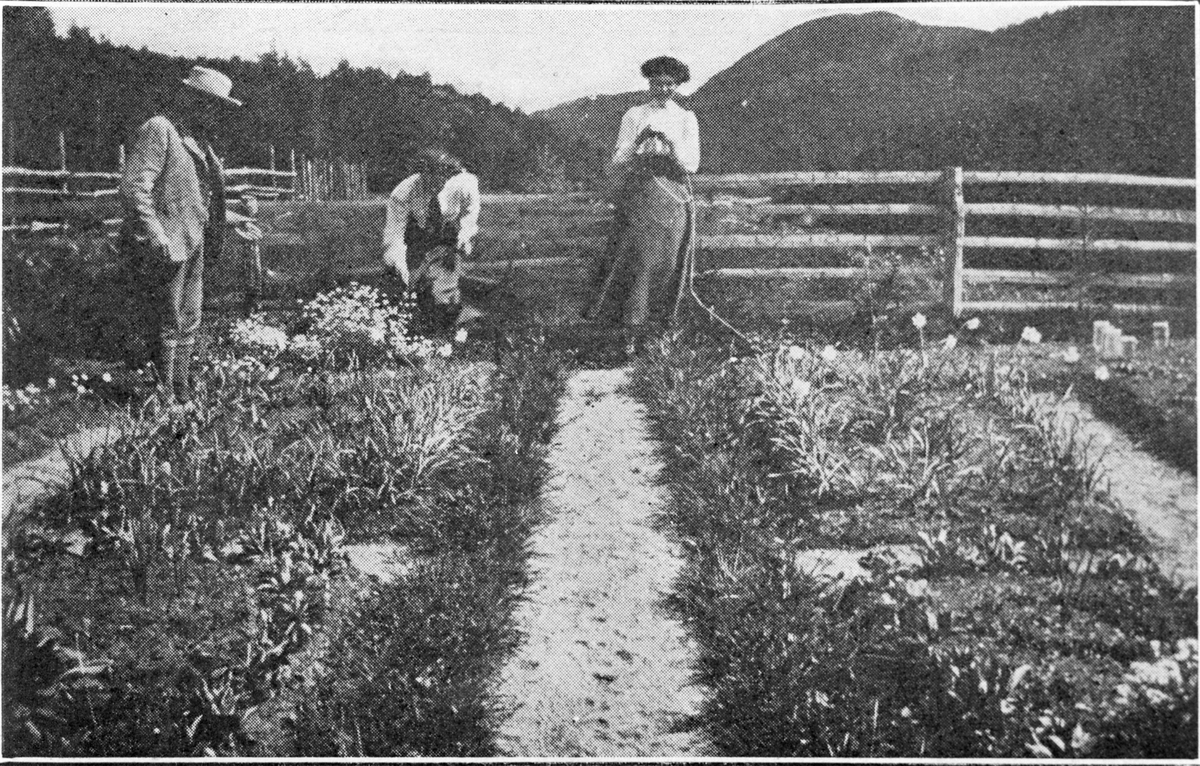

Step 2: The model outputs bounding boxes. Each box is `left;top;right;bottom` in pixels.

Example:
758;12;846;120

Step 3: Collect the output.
123;230;204;399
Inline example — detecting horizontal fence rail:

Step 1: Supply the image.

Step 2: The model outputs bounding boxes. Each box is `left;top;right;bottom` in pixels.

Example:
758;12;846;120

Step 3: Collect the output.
695;170;942;191
965;202;1196;224
743;202;942;217
962;170;1198;188
702;233;938;250
963;268;1195;290
3;167;121;181
959;236;1194;254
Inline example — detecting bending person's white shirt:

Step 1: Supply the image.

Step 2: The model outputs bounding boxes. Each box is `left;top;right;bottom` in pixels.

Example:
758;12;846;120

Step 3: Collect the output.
611;99;700;173
382;170;480;282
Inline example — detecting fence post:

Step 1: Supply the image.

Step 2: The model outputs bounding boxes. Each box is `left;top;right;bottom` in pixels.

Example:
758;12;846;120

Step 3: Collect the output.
290;149;298;198
269;145;276;174
118;144;126;174
941;166;965;317
58;131;69;195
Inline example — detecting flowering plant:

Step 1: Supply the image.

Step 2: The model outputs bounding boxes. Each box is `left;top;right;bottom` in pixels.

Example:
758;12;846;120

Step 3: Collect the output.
2;382;50;414
300;283;412;362
1113;639;1197;710
227;284;439;368
229;317;289;357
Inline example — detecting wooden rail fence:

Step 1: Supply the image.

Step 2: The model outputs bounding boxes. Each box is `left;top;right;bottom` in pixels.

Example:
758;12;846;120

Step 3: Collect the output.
688;167;1195;317
6;152;1194;319
3;132;367;233
468;170;1194;318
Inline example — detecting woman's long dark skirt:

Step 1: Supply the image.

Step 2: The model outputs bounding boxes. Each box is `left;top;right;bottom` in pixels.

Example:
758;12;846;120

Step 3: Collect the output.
590;174;694;331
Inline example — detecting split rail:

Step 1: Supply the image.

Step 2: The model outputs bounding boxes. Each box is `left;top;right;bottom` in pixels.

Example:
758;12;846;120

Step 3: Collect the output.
2;132;368;234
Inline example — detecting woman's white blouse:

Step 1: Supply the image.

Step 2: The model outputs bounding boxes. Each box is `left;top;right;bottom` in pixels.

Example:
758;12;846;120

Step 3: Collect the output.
611;100;700;174
382;170;480;274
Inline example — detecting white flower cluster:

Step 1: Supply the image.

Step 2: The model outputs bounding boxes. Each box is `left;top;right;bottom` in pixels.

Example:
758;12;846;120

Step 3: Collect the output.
302;283;427;359
2;381;48;413
1114;639;1197;709
230;315;290;355
227;283;437;365
2;374;87;414
288;333;323;361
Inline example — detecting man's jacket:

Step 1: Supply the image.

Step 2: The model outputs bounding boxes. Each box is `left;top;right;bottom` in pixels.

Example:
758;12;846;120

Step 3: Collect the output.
120;115;225;263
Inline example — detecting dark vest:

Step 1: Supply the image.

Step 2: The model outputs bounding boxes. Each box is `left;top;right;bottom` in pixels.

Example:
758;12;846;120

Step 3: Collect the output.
404;190;459;270
180;129;226;261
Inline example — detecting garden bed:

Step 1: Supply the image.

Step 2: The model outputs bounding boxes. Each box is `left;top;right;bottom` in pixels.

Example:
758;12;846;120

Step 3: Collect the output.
633;322;1197;757
2;284;569;757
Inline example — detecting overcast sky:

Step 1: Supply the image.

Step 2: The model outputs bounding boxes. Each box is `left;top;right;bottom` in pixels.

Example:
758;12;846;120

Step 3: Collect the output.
49;2;1117;112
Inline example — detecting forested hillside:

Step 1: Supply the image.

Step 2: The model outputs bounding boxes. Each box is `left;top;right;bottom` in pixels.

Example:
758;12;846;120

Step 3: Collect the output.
2;6;567;192
5;6;1193;191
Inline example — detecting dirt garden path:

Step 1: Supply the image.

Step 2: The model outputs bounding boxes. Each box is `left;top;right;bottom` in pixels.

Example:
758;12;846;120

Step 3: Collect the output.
2;425;120;530
496;367;707;757
1043;395;1197;588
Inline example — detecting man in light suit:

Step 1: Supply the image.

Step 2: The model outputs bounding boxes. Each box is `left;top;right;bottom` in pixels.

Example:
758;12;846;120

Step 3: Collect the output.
120;65;241;404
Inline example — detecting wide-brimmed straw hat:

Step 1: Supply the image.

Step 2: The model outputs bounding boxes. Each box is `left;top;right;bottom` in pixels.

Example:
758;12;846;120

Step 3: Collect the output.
181;65;242;107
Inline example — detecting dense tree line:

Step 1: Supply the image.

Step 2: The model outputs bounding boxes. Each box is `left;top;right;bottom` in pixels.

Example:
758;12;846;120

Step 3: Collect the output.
2;7;567;192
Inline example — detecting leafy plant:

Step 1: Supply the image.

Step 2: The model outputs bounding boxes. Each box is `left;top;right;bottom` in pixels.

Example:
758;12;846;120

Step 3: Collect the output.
2;587;111;755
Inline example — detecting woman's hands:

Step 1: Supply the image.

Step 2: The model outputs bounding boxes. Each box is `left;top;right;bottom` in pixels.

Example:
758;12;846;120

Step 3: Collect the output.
635;126;658;143
636;127;677;156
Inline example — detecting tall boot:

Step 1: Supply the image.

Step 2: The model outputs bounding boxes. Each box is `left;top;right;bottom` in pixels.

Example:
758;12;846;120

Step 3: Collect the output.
158;339;178;404
173;339;195;405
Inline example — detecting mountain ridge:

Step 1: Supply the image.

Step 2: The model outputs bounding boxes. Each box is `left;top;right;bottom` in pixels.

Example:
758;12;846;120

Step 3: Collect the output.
536;7;1194;177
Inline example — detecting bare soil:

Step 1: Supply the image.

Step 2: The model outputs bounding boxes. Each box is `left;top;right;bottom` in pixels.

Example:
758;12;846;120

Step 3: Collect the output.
495;367;708;757
2;424;118;533
1042;394;1197;587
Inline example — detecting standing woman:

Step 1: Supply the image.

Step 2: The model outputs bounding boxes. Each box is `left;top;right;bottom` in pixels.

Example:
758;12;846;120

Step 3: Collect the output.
587;56;700;354
381;148;480;336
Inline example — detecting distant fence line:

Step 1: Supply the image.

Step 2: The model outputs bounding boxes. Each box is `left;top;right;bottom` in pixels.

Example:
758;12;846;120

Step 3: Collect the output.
2;131;367;233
